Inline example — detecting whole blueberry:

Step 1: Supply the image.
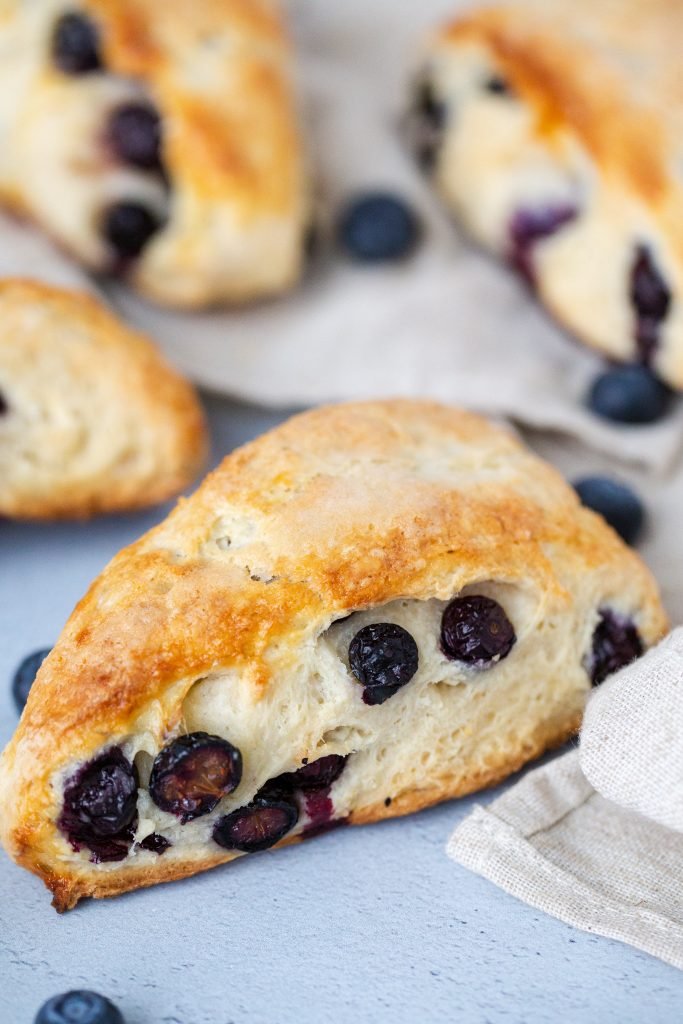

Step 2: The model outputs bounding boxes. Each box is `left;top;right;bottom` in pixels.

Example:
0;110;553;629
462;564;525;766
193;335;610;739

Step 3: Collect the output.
34;989;124;1024
149;732;242;823
441;596;516;667
587;365;670;425
338;193;420;263
348;623;419;705
107;103;162;171
574;476;645;546
588;609;643;686
102;201;162;261
12;648;52;712
51;13;102;75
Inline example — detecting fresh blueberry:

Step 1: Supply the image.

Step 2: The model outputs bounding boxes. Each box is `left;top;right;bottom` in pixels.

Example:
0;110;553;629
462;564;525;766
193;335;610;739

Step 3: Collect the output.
588;609;643;686
213;797;299;853
349;622;419;705
441;596;516;667
137;833;171;855
35;990;124;1024
508;204;578;285
12;647;51;712
587;365;670;425
51;13;102;75
102;201;162;261
630;246;670;364
149;732;242;823
573;476;644;546
338;193;420;263
58;748;138;862
107;104;162;171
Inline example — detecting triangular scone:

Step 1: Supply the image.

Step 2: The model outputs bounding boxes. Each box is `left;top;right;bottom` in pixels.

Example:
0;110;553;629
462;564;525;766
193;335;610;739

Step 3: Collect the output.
0;279;207;519
0;401;667;909
412;0;683;388
0;0;307;308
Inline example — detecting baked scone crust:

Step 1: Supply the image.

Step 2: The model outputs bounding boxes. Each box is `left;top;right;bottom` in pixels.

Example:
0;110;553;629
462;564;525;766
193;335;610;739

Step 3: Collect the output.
0;0;307;307
418;0;683;386
0;401;667;909
0;278;207;518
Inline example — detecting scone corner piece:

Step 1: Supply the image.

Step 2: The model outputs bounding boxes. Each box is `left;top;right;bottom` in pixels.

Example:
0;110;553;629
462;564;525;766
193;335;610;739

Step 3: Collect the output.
0;400;667;908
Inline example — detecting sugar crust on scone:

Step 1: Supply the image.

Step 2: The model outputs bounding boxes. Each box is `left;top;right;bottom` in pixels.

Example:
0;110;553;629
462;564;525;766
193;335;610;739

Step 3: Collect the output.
0;400;667;909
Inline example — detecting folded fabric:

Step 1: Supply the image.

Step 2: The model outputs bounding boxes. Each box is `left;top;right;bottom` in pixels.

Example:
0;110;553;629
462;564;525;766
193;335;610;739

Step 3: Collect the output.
448;630;683;970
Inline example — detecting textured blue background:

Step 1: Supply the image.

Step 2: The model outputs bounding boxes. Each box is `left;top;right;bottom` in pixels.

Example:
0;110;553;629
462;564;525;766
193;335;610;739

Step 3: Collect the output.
2;397;681;1024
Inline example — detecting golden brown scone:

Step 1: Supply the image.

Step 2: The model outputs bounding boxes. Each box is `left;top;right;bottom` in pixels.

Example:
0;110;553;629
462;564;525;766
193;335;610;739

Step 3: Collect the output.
0;400;667;910
0;279;207;519
0;0;308;308
411;0;683;388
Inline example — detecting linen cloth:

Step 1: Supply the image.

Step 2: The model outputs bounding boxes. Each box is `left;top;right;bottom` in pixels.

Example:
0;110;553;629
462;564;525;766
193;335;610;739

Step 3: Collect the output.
448;630;683;970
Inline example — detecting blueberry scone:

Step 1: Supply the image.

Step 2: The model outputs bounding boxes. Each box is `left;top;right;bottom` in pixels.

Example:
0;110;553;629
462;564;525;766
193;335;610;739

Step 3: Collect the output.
0;0;308;307
0;279;207;519
0;401;666;909
411;0;683;388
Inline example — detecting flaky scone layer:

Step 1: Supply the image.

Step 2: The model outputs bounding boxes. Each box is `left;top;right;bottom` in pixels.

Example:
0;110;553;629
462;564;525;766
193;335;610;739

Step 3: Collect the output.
416;0;683;387
0;278;207;518
0;401;667;909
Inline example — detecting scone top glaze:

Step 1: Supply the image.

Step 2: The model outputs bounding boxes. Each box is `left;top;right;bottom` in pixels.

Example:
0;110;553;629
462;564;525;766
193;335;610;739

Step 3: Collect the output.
0;0;308;307
0;401;667;909
412;0;683;388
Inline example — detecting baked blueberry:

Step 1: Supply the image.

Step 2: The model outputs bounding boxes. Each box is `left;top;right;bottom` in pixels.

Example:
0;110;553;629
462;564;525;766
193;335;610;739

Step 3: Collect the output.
509;204;578;285
12;647;51;712
338;193;420;263
413;78;448;169
102;202;162;261
34;990;124;1024
51;13;102;75
58;748;138;862
441;595;516;667
107;103;162;171
587;365;670;425
588;608;643;686
291;754;347;790
573;476;644;546
137;832;171;855
149;732;242;823
484;75;512;95
213;797;298;853
0;390;7;415
349;622;419;705
630;246;671;365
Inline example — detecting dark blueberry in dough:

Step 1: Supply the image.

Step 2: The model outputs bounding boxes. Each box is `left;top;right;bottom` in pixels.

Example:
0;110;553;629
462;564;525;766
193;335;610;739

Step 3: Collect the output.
34;989;124;1024
413;78;448;169
58;748;138;862
630;246;671;365
107;103;162;171
213;798;298;853
137;832;171;855
441;596;516;667
484;75;512;96
338;193;420;263
102;201;162;261
11;647;51;712
0;390;8;415
291;754;347;790
149;732;242;823
574;476;645;546
587;365;670;425
349;622;419;705
508;204;578;285
588;609;643;686
51;13;102;75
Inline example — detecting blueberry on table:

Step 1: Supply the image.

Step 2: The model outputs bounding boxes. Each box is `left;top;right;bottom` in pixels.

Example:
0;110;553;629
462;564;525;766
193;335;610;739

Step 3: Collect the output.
12;647;52;711
338;193;420;263
107;103;163;171
213;798;299;853
149;732;242;822
349;622;419;705
441;596;516;667
574;476;644;546
34;989;124;1024
587;365;670;425
588;609;643;686
102;201;162;261
51;13;102;75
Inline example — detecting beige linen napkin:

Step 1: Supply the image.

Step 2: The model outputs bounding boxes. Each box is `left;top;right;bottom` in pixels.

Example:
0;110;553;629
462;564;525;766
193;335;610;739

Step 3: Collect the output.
448;630;683;970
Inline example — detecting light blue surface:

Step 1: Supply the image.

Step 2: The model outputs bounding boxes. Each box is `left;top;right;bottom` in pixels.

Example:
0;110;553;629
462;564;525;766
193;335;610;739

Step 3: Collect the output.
2;397;682;1024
